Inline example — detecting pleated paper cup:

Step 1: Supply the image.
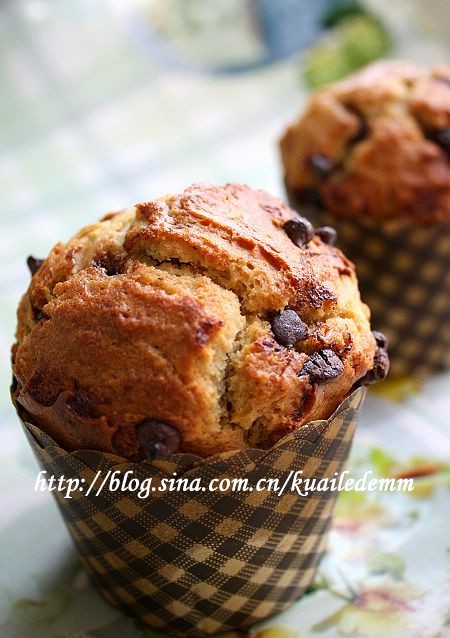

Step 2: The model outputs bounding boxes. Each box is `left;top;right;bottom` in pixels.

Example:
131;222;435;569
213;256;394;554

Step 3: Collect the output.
287;188;450;378
17;387;365;637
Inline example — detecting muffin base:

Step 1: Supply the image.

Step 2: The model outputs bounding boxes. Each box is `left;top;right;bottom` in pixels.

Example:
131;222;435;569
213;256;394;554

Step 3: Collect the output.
17;388;365;637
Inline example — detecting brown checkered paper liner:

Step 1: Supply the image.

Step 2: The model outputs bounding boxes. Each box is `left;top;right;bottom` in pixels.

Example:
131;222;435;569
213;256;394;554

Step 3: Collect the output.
287;189;450;378
18;387;364;637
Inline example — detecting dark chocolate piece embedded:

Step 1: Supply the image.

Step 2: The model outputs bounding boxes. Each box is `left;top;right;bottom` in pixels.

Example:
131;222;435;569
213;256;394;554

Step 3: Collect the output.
315;226;337;245
270;309;308;347
356;348;390;386
27;256;44;276
347;107;369;145
354;331;389;387
137;419;180;460
309;153;334;179
36;310;50;321
300;348;344;384
372;330;389;350
429;127;450;156
283;218;315;248
31;304;49;321
92;252;125;276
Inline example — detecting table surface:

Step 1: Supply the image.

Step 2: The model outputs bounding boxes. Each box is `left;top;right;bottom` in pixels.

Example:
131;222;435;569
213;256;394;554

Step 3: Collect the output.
1;1;449;637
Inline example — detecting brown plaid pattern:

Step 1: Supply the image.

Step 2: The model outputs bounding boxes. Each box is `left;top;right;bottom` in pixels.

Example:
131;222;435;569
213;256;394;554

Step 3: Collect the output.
288;189;450;378
20;388;364;637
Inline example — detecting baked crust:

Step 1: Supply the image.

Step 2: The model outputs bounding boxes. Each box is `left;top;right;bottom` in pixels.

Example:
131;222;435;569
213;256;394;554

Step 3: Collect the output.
13;183;375;458
280;60;450;225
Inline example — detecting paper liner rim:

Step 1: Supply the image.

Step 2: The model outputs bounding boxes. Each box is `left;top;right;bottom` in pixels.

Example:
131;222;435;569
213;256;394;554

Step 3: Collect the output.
17;386;365;477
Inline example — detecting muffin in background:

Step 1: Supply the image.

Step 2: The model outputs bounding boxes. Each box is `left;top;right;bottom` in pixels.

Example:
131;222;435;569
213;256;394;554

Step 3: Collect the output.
281;60;450;224
13;183;379;460
280;60;450;377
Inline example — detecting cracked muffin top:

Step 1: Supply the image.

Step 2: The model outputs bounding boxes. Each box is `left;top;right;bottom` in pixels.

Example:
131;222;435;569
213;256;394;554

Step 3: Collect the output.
12;183;381;459
280;60;450;225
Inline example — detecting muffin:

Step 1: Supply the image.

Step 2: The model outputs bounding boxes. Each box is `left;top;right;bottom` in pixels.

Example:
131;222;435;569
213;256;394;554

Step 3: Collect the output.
12;183;385;636
280;60;450;376
13;182;380;459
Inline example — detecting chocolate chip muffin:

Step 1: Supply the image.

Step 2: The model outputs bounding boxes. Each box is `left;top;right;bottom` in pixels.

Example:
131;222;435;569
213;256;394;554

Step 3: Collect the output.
12;183;381;460
280;60;450;224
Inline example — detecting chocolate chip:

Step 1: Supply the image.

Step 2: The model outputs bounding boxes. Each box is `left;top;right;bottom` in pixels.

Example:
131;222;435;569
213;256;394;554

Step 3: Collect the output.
354;332;389;387
36;310;49;321
372;330;389;350
27;256;44;276
309;154;334;179
283;218;315;248
137;419;180;460
351;117;369;144
429;127;450;155
270;309;308;346
346;106;369;145
357;348;390;386
92;253;124;276
31;304;49;321
300;348;344;384
315;226;337;245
